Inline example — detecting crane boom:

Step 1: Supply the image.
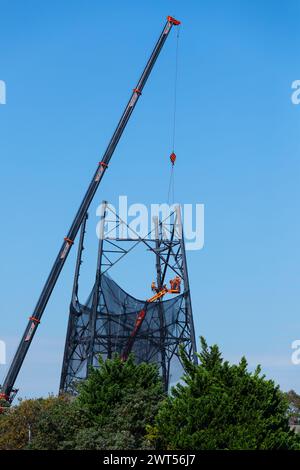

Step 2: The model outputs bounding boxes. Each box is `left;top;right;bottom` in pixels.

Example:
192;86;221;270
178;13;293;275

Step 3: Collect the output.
0;16;181;401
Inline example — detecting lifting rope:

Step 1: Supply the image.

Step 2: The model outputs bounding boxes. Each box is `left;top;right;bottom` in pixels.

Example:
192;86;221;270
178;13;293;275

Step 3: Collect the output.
167;163;175;205
167;24;180;205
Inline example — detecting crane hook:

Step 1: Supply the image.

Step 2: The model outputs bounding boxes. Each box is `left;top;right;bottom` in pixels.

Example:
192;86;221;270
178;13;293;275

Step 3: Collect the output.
170;152;176;166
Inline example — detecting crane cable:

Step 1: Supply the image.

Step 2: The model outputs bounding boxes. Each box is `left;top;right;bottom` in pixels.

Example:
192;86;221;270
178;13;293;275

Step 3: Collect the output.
167;25;180;205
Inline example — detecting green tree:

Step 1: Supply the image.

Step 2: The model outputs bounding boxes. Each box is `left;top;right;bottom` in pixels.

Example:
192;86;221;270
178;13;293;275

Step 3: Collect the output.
28;395;91;450
0;396;80;450
285;390;300;424
74;394;152;450
148;337;300;450
286;390;300;409
22;355;164;450
75;354;165;449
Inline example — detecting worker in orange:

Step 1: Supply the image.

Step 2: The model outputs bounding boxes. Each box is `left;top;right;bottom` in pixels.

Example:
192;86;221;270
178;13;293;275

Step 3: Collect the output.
169;276;181;293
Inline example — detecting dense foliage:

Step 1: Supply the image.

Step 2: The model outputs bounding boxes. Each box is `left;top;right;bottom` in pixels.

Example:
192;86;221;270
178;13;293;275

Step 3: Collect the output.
148;338;300;450
0;340;299;450
0;355;164;450
285;390;300;424
74;355;165;449
0;396;84;450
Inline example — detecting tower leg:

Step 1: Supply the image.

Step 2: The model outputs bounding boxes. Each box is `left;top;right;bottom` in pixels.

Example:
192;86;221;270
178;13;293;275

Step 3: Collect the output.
176;206;198;364
59;213;88;393
87;201;108;370
153;216;168;391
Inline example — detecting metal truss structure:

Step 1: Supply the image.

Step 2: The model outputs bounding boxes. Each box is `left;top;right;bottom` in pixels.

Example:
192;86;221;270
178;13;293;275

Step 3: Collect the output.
60;203;197;393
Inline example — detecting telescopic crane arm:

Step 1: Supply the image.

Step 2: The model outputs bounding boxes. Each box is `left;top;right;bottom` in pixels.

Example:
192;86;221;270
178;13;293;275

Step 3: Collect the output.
0;16;181;402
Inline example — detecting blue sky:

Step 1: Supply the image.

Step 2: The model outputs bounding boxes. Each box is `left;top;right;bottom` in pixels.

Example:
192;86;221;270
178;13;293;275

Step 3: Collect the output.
0;0;300;398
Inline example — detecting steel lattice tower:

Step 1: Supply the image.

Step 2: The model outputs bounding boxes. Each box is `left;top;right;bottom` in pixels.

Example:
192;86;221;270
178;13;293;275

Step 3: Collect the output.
60;203;197;393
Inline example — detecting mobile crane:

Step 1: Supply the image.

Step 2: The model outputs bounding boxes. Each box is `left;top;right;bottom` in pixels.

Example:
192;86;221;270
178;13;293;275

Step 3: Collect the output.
0;16;181;404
